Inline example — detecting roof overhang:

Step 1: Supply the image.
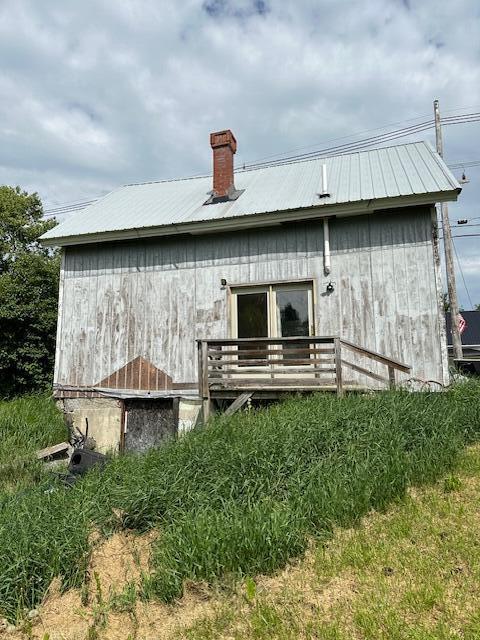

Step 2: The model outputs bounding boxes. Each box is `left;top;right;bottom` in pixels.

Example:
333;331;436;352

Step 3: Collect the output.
41;189;460;248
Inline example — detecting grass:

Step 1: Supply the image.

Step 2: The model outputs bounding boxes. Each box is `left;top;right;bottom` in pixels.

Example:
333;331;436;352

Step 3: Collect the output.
0;395;67;492
178;445;480;639
0;381;479;622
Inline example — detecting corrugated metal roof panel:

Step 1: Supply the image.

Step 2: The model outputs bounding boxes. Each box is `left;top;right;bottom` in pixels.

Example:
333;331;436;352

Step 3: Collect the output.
41;140;460;243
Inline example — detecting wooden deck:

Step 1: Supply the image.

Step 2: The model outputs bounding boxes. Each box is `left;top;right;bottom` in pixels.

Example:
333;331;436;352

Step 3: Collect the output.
197;336;411;417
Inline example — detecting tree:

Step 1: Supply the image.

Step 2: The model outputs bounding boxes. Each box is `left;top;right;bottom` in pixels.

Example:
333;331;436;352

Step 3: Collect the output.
475;303;480;311
442;292;450;313
0;186;59;398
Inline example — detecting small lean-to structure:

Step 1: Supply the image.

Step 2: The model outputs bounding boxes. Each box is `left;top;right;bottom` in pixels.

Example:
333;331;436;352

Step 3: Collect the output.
41;131;461;451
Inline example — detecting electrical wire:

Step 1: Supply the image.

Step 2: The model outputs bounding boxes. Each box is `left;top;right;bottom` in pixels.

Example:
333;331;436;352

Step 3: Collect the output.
44;200;96;213
43;199;98;215
41;109;480;220
448;160;480;170
452;238;474;309
241;113;480;170
241;109;480;165
440;223;480;229
439;233;480;239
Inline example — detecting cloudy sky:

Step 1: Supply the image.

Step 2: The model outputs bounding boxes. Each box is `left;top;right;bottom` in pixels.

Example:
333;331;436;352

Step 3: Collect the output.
0;0;479;307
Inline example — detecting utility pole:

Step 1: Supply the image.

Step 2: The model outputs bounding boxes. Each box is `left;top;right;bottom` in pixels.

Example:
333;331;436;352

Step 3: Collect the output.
434;99;463;360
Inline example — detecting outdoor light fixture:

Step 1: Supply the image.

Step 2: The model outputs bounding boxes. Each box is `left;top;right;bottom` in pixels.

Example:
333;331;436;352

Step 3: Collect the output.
221;278;227;287
326;281;335;293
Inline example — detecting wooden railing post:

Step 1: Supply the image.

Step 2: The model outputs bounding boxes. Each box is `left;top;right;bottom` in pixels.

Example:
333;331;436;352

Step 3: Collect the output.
198;340;211;422
334;338;344;396
388;365;395;389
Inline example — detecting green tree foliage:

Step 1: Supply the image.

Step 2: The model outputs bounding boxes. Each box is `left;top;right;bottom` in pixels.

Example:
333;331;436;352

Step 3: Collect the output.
0;186;59;397
442;293;450;313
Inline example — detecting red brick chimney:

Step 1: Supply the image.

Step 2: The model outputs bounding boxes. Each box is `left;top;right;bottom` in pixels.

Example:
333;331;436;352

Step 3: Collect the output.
210;130;237;198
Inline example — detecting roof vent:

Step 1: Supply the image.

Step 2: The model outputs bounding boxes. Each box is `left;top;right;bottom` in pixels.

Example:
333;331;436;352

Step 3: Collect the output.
318;164;330;198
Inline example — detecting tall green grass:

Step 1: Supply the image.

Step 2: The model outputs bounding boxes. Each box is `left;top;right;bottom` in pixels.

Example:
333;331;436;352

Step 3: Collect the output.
0;395;68;492
0;382;479;620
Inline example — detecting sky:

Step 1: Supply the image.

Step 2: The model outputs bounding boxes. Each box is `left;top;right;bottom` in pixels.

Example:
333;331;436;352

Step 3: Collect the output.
0;0;479;307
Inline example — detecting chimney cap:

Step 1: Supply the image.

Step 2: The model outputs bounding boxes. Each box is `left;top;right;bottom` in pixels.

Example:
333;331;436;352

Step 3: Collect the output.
210;129;237;153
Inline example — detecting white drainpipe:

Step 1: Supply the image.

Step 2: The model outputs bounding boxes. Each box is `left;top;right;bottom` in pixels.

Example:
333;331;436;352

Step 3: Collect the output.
323;217;331;275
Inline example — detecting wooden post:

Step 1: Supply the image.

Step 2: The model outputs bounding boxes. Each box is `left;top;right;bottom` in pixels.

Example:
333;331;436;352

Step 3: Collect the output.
334;338;344;396
197;340;204;398
434;99;463;361
200;341;210;422
388;365;395;389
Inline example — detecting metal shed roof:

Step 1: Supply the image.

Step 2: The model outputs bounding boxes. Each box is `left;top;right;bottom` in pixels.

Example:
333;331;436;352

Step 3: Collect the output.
41;140;461;246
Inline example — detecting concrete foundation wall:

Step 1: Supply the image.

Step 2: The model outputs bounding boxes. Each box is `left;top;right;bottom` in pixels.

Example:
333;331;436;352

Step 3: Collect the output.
57;395;201;455
57;397;123;453
177;398;203;435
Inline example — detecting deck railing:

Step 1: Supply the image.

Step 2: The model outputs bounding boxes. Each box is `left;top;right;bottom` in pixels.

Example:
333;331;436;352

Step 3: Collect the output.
197;336;411;405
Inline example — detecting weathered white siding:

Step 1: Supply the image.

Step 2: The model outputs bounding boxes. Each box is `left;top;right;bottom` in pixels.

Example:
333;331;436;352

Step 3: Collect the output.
55;207;448;388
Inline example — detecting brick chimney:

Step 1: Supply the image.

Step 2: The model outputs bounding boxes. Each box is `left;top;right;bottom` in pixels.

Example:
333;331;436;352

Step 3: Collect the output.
210;130;237;198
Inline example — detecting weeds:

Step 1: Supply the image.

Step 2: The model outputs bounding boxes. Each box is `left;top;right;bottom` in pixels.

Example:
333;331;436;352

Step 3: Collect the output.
0;381;479;621
0;395;67;492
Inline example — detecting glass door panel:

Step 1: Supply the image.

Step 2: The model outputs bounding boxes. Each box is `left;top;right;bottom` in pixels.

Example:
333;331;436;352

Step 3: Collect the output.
237;292;268;338
236;291;268;362
276;288;310;337
274;286;312;360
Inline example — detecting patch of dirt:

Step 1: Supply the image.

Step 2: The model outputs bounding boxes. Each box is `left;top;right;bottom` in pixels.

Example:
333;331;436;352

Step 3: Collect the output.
252;547;358;626
10;531;223;640
88;529;155;599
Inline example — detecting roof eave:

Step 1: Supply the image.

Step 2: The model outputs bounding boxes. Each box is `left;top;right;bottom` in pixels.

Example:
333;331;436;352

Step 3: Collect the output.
40;188;461;247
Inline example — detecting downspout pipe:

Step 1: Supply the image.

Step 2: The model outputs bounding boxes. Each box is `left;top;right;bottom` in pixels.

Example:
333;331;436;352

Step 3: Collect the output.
323;217;331;275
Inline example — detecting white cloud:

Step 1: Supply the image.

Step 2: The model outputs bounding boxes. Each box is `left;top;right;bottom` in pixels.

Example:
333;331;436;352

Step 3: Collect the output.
461;256;480;276
0;0;479;304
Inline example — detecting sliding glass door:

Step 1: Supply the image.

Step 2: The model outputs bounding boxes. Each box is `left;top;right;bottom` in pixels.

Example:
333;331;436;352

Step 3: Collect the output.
231;282;314;346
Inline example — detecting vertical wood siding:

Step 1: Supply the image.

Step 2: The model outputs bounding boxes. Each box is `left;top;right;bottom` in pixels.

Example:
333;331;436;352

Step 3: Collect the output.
55;207;448;388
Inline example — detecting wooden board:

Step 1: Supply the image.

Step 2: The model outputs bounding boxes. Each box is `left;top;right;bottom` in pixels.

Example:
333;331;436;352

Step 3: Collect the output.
224;392;254;416
36;442;70;460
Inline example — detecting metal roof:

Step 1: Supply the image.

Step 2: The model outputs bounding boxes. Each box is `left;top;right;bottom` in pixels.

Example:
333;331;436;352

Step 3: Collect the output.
41;141;461;245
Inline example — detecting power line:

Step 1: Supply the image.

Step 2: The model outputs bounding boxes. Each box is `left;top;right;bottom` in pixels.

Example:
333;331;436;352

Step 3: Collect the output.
43;196;96;208
440;233;480;239
243;120;435;168
43;199;97;214
452;238;474;309
241;112;480;170
40;109;480;220
241;112;436;165
44;200;96;212
440;223;480;229
448;160;480;169
241;106;480;165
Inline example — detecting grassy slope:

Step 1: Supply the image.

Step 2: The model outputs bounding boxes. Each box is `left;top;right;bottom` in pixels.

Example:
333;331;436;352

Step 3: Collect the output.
0;382;479;623
0;395;67;492
179;445;480;640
